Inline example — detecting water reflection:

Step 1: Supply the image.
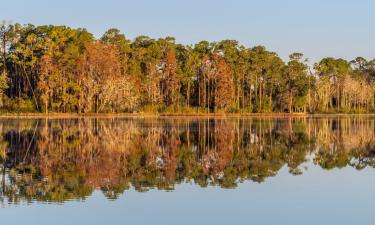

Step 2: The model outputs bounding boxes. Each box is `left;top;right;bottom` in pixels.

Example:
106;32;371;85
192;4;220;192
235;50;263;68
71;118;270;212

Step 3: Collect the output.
0;116;374;204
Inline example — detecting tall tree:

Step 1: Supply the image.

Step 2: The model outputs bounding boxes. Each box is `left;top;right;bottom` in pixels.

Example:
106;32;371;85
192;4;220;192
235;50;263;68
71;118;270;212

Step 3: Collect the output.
79;41;121;112
281;53;309;113
212;53;234;111
0;22;10;106
162;48;180;106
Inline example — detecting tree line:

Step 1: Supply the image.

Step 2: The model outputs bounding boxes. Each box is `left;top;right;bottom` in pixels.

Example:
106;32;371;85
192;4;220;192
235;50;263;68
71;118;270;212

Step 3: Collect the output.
0;22;375;113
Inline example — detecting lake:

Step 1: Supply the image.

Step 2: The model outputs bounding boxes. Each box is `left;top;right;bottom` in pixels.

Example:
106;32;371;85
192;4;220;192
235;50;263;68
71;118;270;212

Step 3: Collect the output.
0;116;375;225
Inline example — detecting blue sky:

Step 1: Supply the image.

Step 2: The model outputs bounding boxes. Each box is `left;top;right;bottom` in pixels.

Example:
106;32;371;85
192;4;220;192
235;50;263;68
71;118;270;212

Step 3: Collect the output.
2;0;374;63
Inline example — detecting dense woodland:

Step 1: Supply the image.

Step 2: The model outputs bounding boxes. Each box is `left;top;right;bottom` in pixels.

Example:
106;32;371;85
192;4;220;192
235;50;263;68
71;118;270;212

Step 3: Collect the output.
0;117;375;203
1;23;375;113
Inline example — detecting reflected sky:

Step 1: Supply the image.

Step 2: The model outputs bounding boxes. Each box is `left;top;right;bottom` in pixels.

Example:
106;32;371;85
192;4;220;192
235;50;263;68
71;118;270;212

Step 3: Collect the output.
2;164;374;225
0;117;374;224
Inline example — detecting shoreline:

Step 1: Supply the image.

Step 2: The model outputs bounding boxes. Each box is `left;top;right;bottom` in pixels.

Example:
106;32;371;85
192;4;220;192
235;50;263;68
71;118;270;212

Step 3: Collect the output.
0;112;375;118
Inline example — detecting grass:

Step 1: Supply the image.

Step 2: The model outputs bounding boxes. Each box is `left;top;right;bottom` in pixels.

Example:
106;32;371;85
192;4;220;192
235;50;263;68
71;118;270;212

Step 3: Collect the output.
0;109;374;119
0;111;311;119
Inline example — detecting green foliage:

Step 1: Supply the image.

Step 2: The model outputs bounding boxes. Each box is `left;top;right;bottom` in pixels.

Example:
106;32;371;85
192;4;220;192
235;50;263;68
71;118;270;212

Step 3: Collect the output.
0;23;374;114
253;97;273;113
2;97;37;113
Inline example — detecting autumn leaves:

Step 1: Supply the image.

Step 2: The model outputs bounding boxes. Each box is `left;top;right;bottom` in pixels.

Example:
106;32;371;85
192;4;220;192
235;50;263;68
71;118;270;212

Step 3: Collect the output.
0;23;374;113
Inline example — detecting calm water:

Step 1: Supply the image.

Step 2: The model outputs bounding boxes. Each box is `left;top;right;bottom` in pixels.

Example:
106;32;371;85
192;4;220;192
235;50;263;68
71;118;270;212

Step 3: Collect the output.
0;116;375;225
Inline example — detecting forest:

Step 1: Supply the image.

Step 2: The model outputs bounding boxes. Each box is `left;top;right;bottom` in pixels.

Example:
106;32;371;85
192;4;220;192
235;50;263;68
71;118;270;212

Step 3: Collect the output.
1;23;375;114
0;117;374;203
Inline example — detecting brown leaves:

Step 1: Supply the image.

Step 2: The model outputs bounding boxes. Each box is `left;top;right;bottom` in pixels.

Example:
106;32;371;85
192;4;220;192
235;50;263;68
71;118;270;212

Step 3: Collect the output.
162;48;180;106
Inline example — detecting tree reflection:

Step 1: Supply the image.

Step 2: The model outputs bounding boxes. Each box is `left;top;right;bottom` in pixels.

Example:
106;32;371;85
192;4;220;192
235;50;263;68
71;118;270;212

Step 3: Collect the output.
0;117;375;204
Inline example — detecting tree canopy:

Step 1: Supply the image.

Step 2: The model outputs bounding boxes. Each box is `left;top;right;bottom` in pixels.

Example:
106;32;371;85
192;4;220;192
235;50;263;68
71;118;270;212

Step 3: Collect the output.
0;22;374;113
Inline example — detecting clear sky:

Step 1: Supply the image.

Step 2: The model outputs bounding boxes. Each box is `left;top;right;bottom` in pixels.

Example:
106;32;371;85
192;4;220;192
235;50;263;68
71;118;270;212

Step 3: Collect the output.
2;0;374;63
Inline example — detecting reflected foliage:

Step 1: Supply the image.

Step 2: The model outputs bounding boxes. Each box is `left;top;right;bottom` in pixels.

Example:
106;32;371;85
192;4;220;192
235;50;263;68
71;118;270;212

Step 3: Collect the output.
0;117;375;204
